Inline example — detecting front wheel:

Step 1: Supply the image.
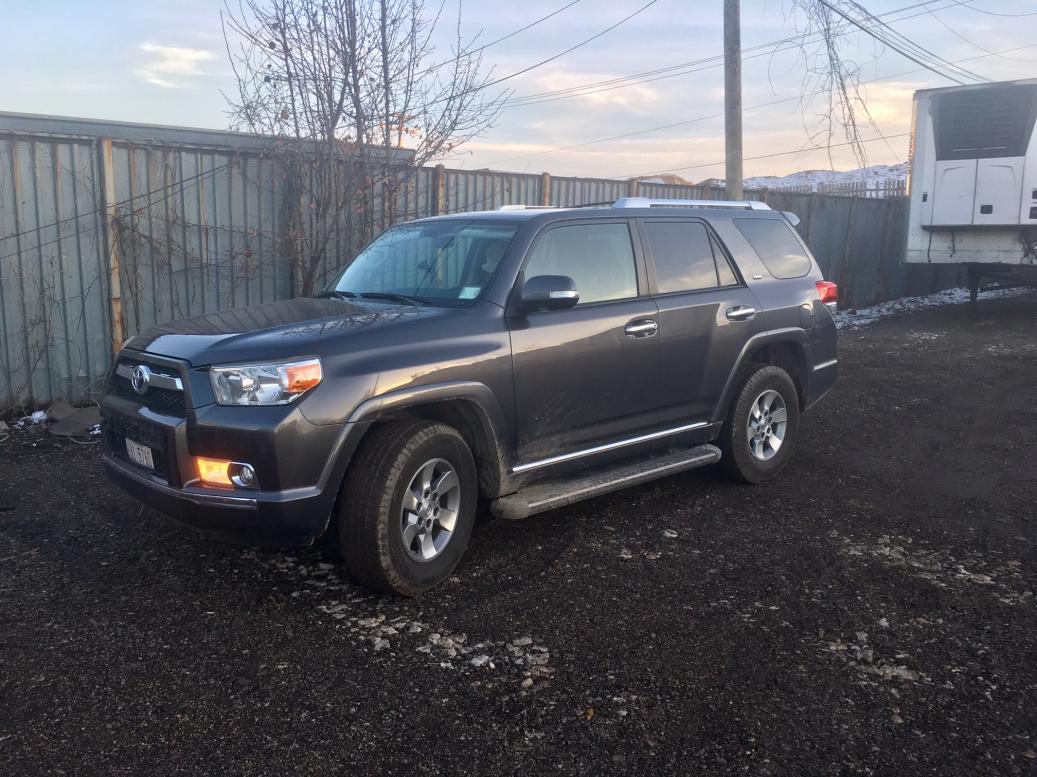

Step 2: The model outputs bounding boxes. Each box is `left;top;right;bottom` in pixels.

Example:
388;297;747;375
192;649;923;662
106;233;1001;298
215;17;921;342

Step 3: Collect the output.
718;365;801;483
338;420;478;595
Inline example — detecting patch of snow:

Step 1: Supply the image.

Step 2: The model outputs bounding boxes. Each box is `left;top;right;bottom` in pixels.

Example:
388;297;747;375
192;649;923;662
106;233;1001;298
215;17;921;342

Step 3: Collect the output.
12;409;48;430
835;533;1031;607
836;286;1033;330
744;162;908;192
244;550;554;683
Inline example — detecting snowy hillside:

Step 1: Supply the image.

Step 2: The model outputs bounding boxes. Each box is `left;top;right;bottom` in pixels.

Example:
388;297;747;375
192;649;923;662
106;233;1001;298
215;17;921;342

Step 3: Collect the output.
743;162;908;191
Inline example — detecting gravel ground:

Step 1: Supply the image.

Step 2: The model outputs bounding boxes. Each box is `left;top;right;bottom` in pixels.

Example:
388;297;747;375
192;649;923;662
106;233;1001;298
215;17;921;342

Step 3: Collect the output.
1;295;1036;776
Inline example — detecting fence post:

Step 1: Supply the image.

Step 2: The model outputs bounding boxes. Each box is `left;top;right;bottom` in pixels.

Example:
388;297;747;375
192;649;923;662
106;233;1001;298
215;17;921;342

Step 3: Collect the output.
433;164;447;215
540;172;551;206
98;138;125;355
838;196;858;308
628;178;640;197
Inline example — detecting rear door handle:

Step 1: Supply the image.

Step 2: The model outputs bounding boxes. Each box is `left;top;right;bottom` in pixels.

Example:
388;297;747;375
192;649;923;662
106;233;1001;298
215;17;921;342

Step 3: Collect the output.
625;319;658;338
725;305;757;321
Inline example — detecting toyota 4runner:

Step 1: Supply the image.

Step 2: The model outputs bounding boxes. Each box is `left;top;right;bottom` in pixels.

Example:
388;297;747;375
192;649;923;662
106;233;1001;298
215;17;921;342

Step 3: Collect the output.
101;197;838;595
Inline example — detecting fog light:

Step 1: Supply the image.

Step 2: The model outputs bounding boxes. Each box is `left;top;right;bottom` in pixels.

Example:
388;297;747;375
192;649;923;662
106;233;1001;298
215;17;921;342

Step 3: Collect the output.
231;463;257;488
196;457;233;487
195;458;258;489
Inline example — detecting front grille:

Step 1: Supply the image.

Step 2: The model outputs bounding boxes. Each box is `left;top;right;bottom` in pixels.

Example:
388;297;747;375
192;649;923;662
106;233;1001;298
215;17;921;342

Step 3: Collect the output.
105;414;171;480
114;374;186;413
113;356;189;415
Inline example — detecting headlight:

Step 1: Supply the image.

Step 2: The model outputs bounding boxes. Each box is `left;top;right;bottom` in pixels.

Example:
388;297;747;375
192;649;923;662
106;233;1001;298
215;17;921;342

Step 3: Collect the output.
209;358;322;406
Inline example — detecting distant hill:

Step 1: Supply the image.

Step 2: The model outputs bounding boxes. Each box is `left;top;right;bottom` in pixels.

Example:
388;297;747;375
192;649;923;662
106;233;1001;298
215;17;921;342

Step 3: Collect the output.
743;163;908;191
631;173;696;186
630;163;909;192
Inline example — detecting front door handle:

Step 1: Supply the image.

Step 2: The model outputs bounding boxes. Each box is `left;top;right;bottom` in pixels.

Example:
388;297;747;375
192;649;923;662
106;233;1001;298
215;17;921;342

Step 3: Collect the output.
726;305;757;321
625;319;658;338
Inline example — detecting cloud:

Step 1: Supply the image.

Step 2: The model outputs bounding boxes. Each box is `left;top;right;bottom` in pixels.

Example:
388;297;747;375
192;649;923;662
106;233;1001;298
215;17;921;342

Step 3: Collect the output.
523;68;660;108
134;42;216;88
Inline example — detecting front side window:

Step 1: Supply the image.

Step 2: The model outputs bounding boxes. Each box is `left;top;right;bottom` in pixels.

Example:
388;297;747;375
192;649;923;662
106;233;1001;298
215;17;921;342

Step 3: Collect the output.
329;220;518;305
523;223;638;304
734;218;812;279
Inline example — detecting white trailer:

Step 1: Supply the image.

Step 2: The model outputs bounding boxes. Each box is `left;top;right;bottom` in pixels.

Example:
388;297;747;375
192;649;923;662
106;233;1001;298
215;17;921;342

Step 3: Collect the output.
905;79;1037;299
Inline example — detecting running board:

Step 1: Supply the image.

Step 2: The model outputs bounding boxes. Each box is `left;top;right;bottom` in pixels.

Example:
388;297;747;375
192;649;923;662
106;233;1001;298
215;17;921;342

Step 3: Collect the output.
490;444;721;521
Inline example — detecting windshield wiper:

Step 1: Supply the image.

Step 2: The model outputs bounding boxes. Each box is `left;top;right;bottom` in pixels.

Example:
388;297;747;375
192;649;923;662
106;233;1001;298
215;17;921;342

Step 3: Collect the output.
356;291;423;307
315;290;358;300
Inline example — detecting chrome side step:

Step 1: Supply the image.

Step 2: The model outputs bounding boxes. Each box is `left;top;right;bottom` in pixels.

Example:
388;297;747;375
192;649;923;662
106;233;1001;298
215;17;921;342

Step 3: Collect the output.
490;444;721;521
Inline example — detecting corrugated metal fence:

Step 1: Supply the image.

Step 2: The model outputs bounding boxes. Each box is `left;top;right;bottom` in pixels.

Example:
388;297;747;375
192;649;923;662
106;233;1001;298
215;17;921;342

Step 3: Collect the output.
0;113;958;408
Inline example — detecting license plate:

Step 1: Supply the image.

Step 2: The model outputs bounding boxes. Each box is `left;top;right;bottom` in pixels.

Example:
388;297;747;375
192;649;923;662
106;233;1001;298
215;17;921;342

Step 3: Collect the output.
125;438;155;470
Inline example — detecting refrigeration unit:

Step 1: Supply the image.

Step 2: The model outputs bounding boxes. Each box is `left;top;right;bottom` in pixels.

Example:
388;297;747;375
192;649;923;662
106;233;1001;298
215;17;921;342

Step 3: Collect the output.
904;79;1037;295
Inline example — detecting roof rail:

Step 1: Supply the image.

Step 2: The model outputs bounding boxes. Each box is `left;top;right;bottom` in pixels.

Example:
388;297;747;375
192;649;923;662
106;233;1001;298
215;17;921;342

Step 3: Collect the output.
497;204;561;211
612;197;771;211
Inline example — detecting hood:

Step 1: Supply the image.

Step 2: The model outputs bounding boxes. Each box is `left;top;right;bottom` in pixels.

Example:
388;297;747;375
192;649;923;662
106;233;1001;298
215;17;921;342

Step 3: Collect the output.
126;297;441;365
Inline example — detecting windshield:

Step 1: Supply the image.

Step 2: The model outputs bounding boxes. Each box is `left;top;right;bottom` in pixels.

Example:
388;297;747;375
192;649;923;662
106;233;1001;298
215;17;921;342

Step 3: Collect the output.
326;220;519;306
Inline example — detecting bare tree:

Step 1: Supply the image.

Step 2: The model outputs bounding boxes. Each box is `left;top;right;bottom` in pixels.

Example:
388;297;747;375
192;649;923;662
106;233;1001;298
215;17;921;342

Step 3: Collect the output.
785;0;889;170
222;0;504;295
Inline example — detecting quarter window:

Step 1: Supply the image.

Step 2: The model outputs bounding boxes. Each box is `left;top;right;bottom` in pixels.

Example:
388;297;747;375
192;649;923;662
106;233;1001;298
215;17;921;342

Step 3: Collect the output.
734;218;812;279
524;223;638;304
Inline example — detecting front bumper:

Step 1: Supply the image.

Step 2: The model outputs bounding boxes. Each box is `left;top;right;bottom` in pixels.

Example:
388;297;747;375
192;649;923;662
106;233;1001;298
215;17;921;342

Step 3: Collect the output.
101;363;365;544
103;453;336;545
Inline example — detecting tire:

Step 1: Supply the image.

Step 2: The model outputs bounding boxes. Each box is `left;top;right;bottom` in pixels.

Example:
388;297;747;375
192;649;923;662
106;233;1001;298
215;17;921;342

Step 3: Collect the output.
338;420;478;596
718;365;801;484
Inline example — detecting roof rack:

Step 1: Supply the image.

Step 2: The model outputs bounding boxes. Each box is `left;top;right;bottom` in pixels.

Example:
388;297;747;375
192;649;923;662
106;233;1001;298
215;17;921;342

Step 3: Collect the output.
497;204;562;211
611;197;771;211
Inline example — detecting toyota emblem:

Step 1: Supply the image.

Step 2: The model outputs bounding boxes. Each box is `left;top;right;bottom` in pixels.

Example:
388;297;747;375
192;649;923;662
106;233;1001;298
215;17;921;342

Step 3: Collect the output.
130;365;152;394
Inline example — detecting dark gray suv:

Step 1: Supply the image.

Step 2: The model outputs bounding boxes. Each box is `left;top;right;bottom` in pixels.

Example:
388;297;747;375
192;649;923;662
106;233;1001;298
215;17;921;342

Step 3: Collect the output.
101;197;838;595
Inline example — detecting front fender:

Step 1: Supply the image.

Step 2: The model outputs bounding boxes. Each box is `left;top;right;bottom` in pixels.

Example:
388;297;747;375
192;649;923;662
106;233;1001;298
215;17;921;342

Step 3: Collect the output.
320;381;512;506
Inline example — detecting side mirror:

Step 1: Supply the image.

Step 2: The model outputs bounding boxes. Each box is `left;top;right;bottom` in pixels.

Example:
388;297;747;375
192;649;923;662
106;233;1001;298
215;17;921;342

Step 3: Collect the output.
520;275;580;311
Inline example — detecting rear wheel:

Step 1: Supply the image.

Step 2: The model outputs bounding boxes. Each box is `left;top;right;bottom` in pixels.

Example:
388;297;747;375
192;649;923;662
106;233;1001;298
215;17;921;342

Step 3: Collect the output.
718;365;800;483
338;420;477;595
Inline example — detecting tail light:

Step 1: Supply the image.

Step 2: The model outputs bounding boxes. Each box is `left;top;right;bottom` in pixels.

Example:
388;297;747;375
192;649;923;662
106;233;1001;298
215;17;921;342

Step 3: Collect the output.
816;280;838;312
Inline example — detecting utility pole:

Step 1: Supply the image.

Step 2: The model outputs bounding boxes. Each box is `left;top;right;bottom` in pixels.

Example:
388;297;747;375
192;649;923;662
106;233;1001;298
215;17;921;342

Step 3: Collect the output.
724;0;744;200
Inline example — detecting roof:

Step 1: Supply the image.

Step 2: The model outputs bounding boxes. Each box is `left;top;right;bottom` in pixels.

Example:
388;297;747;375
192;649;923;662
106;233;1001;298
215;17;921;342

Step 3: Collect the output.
0;111;416;161
913;77;1037;97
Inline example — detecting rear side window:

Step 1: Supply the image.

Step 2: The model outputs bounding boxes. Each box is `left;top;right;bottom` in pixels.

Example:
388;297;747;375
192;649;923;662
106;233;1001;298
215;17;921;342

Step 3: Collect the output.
713;236;740;287
734;218;812;279
643;221;720;293
524;223;638;304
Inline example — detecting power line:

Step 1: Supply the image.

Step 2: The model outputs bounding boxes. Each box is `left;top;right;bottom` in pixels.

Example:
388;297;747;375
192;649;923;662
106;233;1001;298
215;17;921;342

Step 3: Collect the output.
415;1;585;78
499;0;975;109
617;133;911;181
460;0;662;96
475;41;1036;169
462;1;585;58
844;0;990;82
817;0;986;85
923;5;1037;62
959;1;1037;17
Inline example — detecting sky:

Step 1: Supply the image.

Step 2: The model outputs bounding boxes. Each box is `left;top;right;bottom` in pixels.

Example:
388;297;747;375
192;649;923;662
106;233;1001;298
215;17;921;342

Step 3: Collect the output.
2;0;1035;182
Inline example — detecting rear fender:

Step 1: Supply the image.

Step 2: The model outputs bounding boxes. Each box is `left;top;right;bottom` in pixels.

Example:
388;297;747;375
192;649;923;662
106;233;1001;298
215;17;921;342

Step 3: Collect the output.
712;328;809;424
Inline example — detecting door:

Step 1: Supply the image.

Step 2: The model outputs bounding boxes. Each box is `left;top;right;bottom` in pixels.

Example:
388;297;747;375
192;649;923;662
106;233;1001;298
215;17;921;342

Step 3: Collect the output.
931;160;977;225
975;158;1024;225
637;218;762;425
508;220;661;464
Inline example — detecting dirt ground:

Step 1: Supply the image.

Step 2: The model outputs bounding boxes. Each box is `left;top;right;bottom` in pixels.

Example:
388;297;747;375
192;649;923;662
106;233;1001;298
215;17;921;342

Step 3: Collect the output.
1;294;1036;776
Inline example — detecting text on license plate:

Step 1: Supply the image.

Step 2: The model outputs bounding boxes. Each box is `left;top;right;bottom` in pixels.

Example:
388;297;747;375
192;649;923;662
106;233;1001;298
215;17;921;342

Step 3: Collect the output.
125;438;155;470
